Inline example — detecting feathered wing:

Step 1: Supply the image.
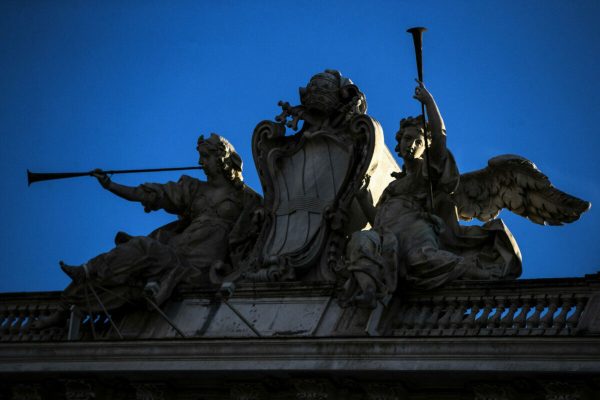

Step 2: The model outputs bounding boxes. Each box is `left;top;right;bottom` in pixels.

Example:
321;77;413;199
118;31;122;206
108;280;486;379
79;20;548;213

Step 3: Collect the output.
452;154;590;225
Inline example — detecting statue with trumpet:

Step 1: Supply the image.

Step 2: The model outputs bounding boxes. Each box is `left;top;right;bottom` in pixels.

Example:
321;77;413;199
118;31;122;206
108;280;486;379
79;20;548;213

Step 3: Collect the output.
28;28;590;319
339;28;590;308
30;134;262;335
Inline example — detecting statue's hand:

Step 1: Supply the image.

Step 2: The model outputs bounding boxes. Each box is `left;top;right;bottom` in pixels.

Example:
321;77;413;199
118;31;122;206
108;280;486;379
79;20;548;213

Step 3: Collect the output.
413;79;434;105
92;169;111;189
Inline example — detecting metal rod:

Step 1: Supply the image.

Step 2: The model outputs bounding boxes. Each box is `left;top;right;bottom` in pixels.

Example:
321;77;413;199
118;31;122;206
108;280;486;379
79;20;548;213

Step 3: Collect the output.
144;295;187;338
94;282;186;338
83;285;97;340
407;27;435;211
87;283;124;340
222;299;262;337
27;166;203;186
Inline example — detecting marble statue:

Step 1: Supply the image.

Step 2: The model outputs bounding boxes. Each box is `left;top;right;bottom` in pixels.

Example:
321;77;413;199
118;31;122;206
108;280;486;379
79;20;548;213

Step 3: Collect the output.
27;68;592;334
341;83;591;308
32;134;261;328
239;70;398;283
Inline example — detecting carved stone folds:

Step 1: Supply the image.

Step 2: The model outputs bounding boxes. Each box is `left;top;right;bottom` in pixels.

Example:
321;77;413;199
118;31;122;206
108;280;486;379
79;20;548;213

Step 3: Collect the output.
248;115;379;282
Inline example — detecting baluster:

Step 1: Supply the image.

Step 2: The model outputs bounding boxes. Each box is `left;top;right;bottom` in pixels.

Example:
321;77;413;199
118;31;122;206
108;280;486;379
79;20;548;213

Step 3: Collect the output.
488;297;505;330
437;298;456;331
21;307;36;340
9;307;26;334
19;305;33;334
526;296;546;333
476;298;494;331
566;297;586;329
394;303;416;335
514;297;531;332
0;305;8;336
541;296;559;331
414;301;431;331
463;299;479;331
425;302;443;330
500;299;519;329
553;297;573;333
21;306;35;332
4;306;16;338
450;298;468;330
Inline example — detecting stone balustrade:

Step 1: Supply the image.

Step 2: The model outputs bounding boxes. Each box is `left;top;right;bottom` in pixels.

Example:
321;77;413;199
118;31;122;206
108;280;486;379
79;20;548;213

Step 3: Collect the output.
388;275;600;337
1;274;599;341
0;291;65;341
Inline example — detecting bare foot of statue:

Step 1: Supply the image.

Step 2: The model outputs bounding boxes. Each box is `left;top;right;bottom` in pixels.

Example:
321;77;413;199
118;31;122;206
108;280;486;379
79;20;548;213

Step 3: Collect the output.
59;261;86;283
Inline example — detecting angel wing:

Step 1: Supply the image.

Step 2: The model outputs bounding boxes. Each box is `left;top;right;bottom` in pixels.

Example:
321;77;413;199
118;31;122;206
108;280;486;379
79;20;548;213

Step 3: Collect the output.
452;154;590;225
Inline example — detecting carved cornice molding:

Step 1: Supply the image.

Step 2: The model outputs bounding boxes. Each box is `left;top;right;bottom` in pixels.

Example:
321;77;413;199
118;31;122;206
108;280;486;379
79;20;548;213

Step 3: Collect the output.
2;337;600;375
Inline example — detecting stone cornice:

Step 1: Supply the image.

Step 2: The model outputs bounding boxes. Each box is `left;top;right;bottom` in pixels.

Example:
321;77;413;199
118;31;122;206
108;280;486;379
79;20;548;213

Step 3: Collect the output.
2;337;600;374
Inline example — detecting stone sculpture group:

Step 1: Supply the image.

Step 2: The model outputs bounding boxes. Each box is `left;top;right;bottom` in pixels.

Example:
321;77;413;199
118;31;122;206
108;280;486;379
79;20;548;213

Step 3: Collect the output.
32;69;590;329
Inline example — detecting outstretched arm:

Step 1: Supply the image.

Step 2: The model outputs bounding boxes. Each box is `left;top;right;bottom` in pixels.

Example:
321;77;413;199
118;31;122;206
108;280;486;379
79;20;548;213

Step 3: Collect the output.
94;170;193;215
93;170;146;203
413;82;447;157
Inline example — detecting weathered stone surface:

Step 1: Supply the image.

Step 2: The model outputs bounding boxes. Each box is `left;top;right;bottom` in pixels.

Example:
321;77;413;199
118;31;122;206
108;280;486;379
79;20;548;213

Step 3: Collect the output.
29;134;263;335
3;275;600;341
340;84;590;307
230;383;267;400
472;383;516;400
541;381;588;400
2;336;600;374
246;70;398;284
63;379;96;400
363;383;407;400
132;383;166;400
11;384;41;400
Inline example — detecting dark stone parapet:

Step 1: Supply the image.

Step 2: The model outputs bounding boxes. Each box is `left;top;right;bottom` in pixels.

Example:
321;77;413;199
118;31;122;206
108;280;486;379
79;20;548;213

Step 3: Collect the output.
1;274;599;342
1;275;599;398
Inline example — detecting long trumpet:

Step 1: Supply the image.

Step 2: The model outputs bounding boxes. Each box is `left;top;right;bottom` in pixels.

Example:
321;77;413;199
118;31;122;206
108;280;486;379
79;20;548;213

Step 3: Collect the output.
27;166;203;186
407;26;434;211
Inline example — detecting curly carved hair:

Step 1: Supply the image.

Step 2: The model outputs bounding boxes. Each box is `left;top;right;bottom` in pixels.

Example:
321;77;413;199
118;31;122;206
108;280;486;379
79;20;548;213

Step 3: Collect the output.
396;115;432;143
300;69;367;116
197;133;243;188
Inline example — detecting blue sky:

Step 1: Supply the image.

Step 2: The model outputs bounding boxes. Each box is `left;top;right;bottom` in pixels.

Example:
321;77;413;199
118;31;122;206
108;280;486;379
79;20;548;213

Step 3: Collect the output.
1;1;598;292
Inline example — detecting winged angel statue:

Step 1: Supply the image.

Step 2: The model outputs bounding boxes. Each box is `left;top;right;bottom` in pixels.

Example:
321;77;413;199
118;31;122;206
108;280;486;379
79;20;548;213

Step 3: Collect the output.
341;83;591;308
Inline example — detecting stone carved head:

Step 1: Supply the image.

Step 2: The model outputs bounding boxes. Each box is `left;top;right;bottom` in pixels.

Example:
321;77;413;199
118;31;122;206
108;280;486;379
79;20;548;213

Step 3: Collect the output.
299;69;367;115
197;133;243;186
395;116;432;160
